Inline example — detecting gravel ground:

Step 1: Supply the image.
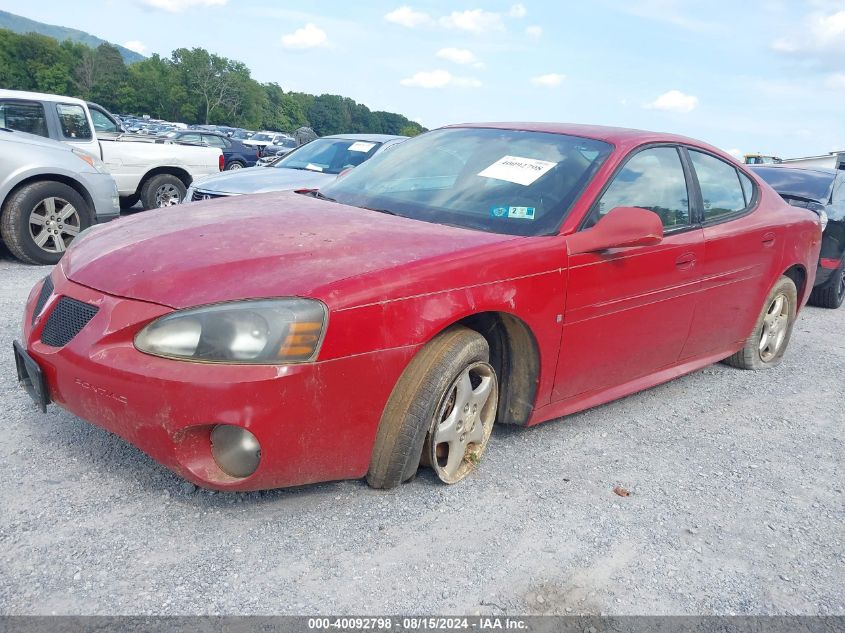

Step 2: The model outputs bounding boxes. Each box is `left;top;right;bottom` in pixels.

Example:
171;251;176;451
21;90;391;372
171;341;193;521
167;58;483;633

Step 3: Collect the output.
0;247;843;617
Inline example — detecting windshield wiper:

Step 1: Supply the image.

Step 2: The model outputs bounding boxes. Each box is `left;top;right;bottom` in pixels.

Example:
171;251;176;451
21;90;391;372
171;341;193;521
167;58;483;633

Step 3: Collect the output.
296;189;337;202
362;206;398;216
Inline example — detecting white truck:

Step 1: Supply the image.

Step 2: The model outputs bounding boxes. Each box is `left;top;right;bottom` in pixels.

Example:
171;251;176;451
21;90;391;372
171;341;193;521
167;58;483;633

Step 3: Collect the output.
0;90;223;210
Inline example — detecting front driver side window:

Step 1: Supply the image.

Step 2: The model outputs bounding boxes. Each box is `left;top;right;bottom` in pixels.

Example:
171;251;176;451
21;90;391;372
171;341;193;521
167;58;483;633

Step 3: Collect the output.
586;146;690;229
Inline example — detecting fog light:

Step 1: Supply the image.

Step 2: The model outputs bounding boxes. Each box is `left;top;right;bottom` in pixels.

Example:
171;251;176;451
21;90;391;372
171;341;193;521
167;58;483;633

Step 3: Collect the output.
210;425;261;478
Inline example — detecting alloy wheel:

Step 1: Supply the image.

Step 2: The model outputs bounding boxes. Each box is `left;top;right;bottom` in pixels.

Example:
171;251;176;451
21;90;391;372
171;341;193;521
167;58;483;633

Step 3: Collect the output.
428;361;497;484
28;197;81;254
759;293;789;362
155;183;182;207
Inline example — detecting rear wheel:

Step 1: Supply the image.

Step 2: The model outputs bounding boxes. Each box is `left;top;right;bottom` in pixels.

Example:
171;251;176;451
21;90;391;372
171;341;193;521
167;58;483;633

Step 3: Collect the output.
808;263;845;309
139;174;186;209
724;276;797;370
1;181;91;265
367;326;498;489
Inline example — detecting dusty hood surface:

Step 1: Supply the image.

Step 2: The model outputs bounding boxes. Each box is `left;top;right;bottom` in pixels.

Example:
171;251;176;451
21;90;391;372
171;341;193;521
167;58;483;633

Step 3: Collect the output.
63;191;513;309
191;165;335;194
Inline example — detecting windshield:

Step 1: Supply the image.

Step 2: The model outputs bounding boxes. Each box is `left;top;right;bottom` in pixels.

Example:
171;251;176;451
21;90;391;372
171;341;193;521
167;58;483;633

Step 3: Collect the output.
320;127;613;236
753;167;835;203
251;133;273;142
274;137;382;175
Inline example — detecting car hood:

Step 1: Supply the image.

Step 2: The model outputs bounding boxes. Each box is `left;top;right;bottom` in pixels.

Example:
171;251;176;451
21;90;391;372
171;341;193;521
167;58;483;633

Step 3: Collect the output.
192;166;334;194
62;191;515;309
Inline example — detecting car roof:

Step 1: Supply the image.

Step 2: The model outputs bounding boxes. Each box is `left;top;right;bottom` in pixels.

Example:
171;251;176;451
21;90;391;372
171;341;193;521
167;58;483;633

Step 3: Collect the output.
749;164;840;177
443;122;728;154
0;89;86;106
322;133;408;142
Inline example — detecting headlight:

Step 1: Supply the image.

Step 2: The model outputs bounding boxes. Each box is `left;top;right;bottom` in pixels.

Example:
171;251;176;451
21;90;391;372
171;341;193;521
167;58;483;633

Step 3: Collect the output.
134;299;327;363
72;149;110;175
819;209;829;232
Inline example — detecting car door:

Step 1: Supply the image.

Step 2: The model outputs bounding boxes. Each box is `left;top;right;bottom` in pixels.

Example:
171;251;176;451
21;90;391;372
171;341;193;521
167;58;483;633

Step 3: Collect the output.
553;145;704;401
678;149;782;360
52;102;101;158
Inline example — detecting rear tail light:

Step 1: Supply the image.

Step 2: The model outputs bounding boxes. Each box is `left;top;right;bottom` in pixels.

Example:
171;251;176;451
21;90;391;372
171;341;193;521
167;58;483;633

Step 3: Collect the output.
218;154;225;171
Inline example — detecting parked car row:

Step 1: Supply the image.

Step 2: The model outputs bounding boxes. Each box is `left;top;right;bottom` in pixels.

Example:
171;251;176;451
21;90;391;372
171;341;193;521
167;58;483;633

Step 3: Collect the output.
12;122;828;495
186;134;406;200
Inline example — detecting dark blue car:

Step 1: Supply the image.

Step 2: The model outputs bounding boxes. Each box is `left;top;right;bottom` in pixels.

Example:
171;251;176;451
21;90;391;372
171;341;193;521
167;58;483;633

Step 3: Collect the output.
161;130;259;170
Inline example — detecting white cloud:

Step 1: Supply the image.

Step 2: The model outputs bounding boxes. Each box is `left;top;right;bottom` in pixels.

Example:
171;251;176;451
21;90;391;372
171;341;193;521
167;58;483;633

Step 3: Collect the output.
400;69;482;88
136;0;225;11
525;25;542;39
530;73;565;87
440;9;504;33
646;89;699;113
281;23;328;50
509;3;527;18
436;47;483;68
726;148;744;159
384;6;432;28
772;10;845;55
826;72;845;89
123;40;147;54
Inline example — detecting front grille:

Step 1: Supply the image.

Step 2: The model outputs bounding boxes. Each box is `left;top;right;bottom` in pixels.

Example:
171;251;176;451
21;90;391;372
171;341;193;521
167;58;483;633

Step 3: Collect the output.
40;297;99;347
32;276;54;325
191;189;226;202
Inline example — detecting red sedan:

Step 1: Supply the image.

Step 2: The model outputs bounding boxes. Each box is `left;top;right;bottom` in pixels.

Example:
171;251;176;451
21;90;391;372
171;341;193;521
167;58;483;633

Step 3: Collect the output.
15;123;822;491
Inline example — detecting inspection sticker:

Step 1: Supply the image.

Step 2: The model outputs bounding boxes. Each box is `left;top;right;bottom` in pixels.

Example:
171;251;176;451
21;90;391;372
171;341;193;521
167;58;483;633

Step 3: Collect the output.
348;141;377;153
490;206;536;220
478;155;557;186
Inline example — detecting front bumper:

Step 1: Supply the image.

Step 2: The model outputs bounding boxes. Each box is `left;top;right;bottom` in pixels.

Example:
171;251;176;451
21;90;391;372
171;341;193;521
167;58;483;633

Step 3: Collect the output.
20;269;417;491
87;172;120;223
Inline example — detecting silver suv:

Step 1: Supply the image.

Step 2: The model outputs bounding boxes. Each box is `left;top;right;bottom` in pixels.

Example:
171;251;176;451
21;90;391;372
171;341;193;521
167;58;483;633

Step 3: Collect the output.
0;128;119;265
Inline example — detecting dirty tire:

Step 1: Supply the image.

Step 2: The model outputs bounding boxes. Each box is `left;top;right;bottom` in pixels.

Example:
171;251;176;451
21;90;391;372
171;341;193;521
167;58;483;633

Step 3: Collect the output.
367;326;496;490
808;263;845;309
139;174;186;209
1;181;91;265
724;276;797;370
225;160;245;171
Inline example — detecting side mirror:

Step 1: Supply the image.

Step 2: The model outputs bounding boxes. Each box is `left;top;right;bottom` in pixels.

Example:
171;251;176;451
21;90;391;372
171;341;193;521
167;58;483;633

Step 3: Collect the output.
567;206;664;255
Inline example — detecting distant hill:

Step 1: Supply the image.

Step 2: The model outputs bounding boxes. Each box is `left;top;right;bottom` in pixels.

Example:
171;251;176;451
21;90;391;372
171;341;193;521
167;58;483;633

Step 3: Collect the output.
0;10;144;64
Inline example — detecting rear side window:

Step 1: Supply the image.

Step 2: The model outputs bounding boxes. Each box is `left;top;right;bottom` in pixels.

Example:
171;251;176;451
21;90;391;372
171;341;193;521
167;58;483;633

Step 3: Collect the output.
203;135;228;148
55;104;92;140
589;146;690;229
0;100;48;137
689;150;747;220
738;171;754;206
89;107;118;134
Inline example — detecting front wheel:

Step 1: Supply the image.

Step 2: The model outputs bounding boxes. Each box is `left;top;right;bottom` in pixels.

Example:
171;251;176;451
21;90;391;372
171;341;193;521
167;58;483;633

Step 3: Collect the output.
724;276;797;370
225;161;244;171
367;326;498;489
808;263;845;309
1;181;91;265
139;174;187;209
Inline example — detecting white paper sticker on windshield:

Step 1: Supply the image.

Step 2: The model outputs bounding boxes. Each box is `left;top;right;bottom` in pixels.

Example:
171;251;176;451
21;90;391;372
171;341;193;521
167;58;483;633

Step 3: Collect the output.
478;155;557;186
348;141;376;153
305;163;324;172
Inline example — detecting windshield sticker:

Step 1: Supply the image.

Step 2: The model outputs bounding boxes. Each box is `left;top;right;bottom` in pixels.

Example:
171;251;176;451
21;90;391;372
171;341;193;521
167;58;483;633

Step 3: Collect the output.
348;141;377;153
305;163;324;172
478;155;557;186
490;206;536;220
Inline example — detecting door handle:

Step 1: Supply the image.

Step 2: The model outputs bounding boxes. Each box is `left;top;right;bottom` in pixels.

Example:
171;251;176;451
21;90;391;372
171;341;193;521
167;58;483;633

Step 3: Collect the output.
761;232;776;247
675;252;697;269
